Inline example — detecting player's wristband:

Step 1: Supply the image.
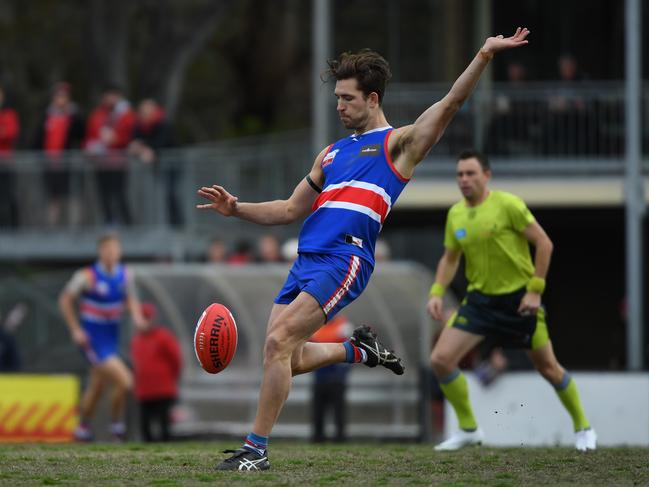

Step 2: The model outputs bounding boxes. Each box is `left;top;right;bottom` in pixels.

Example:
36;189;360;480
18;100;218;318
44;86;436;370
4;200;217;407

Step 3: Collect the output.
526;276;546;295
429;283;446;297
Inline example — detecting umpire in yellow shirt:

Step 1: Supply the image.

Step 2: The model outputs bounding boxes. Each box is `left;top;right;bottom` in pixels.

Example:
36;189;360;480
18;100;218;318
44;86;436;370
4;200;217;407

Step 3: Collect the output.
428;149;596;451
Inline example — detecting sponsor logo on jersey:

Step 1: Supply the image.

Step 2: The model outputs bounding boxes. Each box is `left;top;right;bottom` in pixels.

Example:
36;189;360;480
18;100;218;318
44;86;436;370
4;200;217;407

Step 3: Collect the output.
322;149;339;168
455;228;467;239
358;144;380;156
345;233;364;248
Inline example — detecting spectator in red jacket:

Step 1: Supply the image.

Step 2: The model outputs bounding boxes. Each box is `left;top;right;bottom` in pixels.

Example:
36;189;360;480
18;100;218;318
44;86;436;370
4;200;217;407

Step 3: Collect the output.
128;99;181;226
85;86;136;225
130;302;182;442
34;82;85;226
0;85;20;227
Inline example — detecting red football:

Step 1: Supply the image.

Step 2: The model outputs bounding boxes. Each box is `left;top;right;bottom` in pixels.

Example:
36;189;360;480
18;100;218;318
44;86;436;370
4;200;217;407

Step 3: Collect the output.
193;303;238;374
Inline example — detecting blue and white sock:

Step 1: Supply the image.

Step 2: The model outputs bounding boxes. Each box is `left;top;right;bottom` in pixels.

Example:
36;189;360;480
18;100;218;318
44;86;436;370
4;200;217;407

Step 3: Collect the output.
243;432;268;456
343;341;368;363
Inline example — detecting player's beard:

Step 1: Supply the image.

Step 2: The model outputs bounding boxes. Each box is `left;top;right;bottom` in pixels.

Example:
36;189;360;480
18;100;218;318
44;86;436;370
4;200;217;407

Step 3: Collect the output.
340;115;355;130
340;112;368;132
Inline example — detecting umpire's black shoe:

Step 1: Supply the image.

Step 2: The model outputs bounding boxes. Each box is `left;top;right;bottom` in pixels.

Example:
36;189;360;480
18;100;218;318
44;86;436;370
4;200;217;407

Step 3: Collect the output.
351;325;405;375
215;448;270;471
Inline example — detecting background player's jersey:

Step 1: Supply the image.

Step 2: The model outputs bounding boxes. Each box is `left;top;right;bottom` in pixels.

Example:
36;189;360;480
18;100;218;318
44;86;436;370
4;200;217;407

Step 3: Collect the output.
298;126;408;267
78;263;128;327
444;190;535;294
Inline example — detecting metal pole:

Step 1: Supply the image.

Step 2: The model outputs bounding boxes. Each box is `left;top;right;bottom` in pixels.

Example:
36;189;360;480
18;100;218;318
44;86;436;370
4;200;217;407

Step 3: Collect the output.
625;0;644;370
473;0;492;151
312;0;331;156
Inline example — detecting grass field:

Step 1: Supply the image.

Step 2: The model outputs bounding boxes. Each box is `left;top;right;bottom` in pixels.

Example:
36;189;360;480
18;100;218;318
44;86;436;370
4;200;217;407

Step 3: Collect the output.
0;442;647;486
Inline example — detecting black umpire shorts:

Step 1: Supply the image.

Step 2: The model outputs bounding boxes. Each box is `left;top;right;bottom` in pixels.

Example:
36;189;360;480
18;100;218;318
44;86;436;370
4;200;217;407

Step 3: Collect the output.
447;287;550;350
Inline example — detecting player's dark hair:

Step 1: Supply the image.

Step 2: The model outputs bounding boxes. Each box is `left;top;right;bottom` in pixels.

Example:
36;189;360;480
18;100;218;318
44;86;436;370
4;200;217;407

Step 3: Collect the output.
457;149;490;171
324;49;392;105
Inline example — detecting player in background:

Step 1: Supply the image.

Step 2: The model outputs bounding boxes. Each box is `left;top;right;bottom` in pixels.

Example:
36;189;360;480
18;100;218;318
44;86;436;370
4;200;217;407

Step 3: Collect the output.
59;233;145;441
198;28;530;471
427;150;596;451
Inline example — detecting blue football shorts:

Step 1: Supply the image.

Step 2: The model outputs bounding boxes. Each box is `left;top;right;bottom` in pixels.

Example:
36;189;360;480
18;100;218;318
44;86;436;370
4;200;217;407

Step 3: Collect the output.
80;322;120;365
274;253;372;321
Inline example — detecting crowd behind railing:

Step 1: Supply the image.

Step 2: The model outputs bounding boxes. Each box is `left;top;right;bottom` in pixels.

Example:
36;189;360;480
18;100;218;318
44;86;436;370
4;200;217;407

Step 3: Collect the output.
1;53;648;229
0;83;181;228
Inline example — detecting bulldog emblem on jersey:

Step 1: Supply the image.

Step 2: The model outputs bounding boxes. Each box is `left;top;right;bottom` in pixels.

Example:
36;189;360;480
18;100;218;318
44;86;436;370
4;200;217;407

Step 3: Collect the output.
96;281;110;296
321;149;339;168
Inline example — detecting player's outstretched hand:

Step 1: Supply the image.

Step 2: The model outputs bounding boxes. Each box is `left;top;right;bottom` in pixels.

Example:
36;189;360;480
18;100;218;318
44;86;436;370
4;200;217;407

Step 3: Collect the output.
482;27;530;55
427;296;445;322
197;185;239;216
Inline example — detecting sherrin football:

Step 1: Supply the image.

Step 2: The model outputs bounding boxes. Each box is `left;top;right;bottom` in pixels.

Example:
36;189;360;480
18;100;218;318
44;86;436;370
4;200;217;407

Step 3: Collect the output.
193;303;238;374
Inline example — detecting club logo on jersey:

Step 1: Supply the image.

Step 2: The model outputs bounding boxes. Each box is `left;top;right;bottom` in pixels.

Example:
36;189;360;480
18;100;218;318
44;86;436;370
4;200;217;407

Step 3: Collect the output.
96;281;110;296
358;144;380;156
455;228;467;239
321;149;339;168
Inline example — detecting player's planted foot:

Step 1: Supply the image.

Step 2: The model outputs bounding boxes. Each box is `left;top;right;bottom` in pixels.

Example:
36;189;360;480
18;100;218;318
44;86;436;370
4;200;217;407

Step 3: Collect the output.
351;325;405;375
575;428;597;451
435;428;484;451
215;449;270;471
73;423;93;442
110;421;127;443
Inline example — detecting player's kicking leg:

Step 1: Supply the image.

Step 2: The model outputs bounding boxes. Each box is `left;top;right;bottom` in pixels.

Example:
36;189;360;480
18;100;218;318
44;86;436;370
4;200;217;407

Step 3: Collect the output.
527;341;596;451
215;292;404;471
431;326;485;451
215;293;326;471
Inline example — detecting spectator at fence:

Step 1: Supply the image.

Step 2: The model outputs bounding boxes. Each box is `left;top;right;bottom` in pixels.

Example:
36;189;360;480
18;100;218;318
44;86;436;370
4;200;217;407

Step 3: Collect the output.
256;234;284;263
206;237;227;263
544;53;589;155
128;99;182;226
280;237;299;262
85;86;136;225
486;61;540;155
309;314;353;443
227;239;254;265
34;82;85;226
130;302;182;442
0;85;20;227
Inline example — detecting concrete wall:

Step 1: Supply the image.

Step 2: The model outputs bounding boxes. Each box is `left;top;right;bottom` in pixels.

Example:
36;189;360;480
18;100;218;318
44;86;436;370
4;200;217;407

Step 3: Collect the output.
444;372;649;446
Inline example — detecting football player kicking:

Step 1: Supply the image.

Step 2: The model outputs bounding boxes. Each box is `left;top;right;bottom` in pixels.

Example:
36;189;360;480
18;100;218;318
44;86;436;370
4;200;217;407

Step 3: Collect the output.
198;29;530;470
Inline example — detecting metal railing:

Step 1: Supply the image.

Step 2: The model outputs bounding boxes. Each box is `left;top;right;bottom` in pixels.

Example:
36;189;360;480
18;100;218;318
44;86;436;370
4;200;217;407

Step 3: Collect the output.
0;82;647;258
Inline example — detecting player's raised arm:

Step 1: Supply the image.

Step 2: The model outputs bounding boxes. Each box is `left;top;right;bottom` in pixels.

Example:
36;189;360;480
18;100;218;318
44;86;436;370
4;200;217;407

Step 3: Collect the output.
390;27;530;175
197;147;327;225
